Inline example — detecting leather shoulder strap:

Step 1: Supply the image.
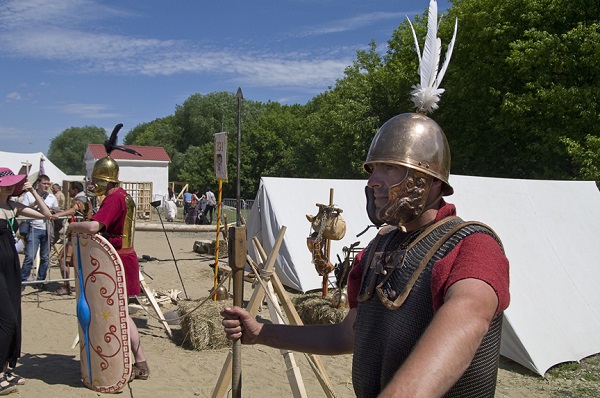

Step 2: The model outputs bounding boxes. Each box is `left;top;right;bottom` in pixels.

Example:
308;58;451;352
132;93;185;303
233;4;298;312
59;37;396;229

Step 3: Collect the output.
389;219;503;309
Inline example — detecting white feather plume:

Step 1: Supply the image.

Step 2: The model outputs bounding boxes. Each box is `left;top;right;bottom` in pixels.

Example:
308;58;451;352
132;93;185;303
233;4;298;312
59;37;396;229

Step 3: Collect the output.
406;0;458;114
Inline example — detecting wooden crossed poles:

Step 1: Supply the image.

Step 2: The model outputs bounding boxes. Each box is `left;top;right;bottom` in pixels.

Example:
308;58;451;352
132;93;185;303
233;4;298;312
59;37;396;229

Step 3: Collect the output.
212;226;337;398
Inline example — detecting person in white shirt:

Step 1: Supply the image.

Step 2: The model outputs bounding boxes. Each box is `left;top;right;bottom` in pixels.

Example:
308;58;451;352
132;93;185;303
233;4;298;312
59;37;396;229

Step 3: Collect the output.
204;187;216;224
20;174;59;287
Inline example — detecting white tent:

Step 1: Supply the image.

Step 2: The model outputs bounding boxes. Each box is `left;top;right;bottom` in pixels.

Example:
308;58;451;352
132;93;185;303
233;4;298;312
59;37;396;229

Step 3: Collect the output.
0;151;81;185
246;175;600;376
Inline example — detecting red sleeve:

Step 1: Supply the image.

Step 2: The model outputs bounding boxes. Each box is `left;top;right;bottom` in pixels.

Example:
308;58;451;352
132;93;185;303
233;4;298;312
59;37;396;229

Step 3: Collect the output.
431;233;510;315
91;191;125;249
347;248;366;309
92;194;117;227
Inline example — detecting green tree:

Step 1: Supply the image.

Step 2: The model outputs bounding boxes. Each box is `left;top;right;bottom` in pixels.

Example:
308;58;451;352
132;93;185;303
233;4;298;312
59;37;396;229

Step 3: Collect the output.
563;135;600;188
242;102;307;182
436;0;600;180
172;92;264;152
48;126;107;174
176;144;214;194
124;116;182;180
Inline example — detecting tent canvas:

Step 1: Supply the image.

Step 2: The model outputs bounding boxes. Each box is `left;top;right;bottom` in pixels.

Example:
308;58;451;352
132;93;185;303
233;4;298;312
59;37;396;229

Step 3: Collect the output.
0;151;81;185
246;175;600;376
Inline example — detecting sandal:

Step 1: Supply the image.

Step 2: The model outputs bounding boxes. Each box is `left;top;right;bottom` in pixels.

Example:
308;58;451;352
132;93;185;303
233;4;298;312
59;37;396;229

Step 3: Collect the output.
4;372;24;386
0;374;17;395
132;361;150;380
53;286;71;296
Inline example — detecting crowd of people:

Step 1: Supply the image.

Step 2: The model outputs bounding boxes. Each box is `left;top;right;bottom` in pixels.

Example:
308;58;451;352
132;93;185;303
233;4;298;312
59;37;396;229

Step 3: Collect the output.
182;187;216;225
0;154;158;393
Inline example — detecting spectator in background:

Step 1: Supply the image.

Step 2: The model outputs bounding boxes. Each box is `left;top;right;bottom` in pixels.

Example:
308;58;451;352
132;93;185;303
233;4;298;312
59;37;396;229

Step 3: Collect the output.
52;184;66;211
50;182;90;295
20;174;59;289
191;190;200;207
182;189;192;217
204;187;216;224
51;183;66;244
85;182;98;214
164;187;177;222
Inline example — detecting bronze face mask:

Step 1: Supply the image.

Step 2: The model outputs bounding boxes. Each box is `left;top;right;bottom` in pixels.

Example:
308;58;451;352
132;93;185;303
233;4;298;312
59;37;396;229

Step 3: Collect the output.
366;168;433;228
93;180;108;196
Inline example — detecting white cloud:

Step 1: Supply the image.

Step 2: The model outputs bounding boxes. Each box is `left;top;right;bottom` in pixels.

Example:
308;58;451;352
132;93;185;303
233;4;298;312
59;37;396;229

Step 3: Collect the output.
298;12;406;37
52;103;121;119
0;0;353;89
5;91;21;101
0;0;129;30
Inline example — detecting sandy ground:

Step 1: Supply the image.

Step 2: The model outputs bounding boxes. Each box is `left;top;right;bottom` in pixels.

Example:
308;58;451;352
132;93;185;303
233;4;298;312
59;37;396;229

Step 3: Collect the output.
13;227;560;397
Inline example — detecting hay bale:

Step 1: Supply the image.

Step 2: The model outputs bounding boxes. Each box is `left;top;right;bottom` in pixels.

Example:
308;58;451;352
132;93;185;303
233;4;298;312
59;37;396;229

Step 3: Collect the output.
192;239;228;257
178;298;231;350
292;292;348;325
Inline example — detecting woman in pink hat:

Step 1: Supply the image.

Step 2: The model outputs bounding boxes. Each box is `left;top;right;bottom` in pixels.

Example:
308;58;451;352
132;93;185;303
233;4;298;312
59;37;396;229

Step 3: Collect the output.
0;167;52;395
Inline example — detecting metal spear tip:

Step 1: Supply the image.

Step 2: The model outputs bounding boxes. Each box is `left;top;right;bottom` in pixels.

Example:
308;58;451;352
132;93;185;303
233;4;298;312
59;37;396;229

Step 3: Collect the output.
236;87;243;99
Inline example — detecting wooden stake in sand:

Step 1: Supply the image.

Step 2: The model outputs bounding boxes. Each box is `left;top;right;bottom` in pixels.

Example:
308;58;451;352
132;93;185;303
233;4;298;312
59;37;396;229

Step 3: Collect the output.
229;226;246;398
323;188;334;298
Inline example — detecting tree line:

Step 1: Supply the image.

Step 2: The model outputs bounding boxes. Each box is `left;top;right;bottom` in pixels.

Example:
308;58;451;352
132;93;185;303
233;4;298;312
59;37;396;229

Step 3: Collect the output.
48;0;600;199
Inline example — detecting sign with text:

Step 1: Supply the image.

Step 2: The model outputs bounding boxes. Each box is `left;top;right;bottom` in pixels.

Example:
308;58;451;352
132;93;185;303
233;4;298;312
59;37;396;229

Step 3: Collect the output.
214;132;228;181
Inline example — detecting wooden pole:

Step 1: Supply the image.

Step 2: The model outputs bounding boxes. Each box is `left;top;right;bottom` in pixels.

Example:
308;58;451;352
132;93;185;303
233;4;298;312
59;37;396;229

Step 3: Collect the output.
212;228;286;398
231;87;245;398
229;226;247;398
135;223;217;232
322;188;334;297
213;179;224;300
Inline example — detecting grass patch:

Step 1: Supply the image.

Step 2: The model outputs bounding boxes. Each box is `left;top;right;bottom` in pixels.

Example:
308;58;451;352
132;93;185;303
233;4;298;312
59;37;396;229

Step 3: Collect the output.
546;354;600;398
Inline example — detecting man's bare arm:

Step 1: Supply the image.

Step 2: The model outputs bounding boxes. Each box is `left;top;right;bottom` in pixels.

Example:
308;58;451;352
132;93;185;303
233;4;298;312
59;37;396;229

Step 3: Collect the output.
222;307;356;355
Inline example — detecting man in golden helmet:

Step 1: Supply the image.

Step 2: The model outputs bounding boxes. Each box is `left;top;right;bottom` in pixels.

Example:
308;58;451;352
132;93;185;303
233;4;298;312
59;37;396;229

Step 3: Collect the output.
221;2;510;397
68;124;150;381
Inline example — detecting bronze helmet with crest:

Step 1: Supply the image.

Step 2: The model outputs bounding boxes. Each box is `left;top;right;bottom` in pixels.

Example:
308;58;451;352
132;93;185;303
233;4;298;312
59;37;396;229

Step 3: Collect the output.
364;2;457;228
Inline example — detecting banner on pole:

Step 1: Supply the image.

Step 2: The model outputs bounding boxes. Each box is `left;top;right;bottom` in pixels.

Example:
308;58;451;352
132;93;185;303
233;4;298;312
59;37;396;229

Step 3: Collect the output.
214;132;228;182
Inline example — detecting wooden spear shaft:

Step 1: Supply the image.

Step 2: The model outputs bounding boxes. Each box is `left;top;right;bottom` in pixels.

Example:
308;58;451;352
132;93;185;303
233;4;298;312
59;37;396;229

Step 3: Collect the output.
212;180;224;300
231;87;245;398
230;226;246;398
322;188;334;297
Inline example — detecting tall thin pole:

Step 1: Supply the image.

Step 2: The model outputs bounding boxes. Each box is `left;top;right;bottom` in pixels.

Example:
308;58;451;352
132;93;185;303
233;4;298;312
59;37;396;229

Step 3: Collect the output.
236;87;243;227
212;180;223;299
154;205;189;299
231;87;244;398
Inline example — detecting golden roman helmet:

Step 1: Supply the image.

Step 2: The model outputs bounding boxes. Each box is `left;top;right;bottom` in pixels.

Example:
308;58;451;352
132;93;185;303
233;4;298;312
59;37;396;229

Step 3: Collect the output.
363;113;453;228
91;156;119;196
363;0;458;228
364;113;453;196
92;156;119;184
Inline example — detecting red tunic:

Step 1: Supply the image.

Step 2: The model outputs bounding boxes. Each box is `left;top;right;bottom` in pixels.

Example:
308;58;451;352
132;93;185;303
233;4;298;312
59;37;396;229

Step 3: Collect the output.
347;201;510;314
91;187;141;295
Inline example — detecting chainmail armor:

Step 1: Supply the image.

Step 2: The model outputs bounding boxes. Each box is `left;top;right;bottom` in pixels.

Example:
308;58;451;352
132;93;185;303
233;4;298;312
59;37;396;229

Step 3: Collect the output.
353;218;503;398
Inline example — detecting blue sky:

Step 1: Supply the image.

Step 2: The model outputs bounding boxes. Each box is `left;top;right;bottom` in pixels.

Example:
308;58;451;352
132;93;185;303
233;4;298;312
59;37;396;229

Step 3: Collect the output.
0;0;449;154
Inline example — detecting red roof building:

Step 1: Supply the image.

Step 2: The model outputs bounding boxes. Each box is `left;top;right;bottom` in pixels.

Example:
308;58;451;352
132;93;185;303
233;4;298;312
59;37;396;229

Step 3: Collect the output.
86;144;170;162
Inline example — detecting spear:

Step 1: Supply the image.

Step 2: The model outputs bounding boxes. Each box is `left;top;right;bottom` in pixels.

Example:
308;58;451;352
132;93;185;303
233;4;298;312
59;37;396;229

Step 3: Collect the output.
231;87;245;398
